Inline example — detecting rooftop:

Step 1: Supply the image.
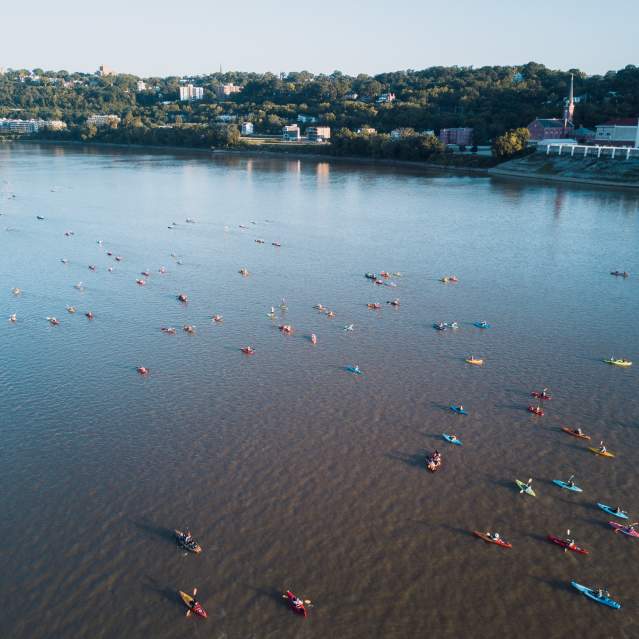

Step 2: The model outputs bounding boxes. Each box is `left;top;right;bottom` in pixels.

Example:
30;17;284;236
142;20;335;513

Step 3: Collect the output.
598;118;638;127
534;119;565;128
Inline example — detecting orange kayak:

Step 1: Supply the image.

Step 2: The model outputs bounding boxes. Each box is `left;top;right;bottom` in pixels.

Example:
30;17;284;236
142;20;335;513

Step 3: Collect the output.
561;427;591;441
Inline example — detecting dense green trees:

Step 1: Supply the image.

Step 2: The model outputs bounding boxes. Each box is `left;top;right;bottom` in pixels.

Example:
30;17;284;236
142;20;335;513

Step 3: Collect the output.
492;128;531;159
1;63;637;154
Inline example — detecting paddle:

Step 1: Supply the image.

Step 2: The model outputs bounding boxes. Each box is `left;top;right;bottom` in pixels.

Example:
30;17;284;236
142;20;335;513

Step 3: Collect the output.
185;588;198;617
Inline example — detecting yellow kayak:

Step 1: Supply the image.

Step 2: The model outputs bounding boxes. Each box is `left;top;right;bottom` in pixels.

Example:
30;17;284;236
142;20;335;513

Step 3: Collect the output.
589;447;615;458
465;358;484;366
603;359;632;367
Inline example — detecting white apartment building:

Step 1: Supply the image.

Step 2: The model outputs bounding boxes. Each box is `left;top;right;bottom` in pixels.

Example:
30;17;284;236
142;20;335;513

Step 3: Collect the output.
87;114;121;127
179;85;204;101
0;118;67;134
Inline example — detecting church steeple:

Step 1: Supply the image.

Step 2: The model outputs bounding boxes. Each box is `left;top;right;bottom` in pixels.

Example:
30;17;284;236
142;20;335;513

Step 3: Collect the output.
563;74;575;128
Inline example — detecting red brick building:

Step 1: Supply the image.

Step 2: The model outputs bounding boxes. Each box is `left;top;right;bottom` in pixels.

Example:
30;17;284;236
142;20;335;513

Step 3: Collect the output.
527;118;573;141
528;74;576;141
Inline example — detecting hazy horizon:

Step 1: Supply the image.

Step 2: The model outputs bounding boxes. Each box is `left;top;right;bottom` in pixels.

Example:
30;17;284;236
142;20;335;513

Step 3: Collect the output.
2;0;638;78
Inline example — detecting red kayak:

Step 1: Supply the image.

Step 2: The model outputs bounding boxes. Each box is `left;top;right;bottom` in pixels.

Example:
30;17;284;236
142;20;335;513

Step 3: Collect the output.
179;590;208;618
285;590;307;617
531;391;552;400
473;531;512;548
547;535;589;554
528;405;544;416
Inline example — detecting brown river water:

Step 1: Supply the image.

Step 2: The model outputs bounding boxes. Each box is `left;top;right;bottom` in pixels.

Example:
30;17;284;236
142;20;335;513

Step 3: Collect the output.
1;143;638;639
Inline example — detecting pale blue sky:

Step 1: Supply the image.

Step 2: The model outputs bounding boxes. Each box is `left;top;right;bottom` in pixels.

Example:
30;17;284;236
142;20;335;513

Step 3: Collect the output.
2;0;637;77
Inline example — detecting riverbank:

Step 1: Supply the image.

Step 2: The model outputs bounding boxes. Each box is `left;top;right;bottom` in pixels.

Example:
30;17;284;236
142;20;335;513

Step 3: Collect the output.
9;138;492;176
490;153;639;190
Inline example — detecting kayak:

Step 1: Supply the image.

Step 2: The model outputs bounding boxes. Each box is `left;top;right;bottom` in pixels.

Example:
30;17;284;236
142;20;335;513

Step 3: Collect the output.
473;321;490;328
588;447;615;458
472;531;512;548
346;366;363;375
442;433;462;446
175;530;202;553
609;522;639;538
603;358;632;367
179;590;208;618
598;503;629;520
426;452;442;472
570;581;621;609
449;406;468;415
527;405;544;416
610;271;629;277
547;535;589;554
465;358;484;366
433;323;447;331
531;391;552;400
285;590;307;617
515;479;536;496
561;427;591;441
552;480;583;493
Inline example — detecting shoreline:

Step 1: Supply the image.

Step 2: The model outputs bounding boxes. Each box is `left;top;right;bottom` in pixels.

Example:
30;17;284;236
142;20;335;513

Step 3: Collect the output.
9;138;490;176
7;139;639;191
488;167;639;191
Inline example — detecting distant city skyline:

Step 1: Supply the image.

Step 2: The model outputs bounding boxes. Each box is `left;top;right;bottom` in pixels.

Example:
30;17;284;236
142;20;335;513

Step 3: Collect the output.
2;0;638;77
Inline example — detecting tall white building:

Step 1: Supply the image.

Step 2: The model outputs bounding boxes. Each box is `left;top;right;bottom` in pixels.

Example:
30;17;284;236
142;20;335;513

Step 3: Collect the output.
179;85;204;101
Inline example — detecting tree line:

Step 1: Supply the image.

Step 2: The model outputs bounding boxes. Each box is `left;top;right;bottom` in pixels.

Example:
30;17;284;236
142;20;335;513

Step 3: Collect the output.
1;62;637;157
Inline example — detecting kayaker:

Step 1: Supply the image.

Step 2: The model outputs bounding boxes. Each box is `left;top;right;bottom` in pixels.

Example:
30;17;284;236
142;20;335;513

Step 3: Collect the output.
599;441;607;453
575;428;583;436
615;506;626;515
525;478;533;491
458;405;464;412
353;365;361;374
183;529;193;544
567;475;575;488
489;532;500;541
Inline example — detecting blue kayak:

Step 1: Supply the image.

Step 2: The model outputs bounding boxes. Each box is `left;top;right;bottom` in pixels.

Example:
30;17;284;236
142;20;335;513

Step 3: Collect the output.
571;581;621;609
449;406;468;415
473;321;490;328
597;503;629;520
442;434;462;446
553;479;583;493
346;366;363;375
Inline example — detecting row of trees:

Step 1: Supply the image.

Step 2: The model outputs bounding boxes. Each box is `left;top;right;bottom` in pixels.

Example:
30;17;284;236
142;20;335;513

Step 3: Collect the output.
1;62;637;153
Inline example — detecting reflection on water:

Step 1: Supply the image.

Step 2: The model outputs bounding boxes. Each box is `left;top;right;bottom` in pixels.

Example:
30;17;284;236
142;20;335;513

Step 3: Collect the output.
0;143;638;639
